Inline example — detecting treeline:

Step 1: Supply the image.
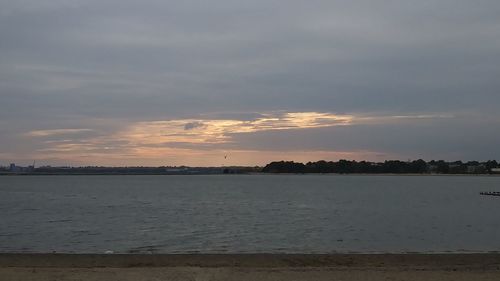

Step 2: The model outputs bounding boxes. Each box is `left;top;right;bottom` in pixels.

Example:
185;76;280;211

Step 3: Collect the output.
261;160;500;174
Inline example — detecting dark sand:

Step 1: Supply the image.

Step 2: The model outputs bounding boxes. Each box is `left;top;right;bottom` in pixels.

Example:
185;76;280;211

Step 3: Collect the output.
1;254;500;280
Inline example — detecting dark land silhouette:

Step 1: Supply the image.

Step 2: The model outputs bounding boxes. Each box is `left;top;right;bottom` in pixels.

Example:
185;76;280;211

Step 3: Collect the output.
1;160;499;175
261;159;500;174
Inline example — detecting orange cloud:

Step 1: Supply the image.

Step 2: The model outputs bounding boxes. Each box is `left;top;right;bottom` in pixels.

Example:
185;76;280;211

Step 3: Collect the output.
24;111;450;166
25;128;93;137
119;111;353;146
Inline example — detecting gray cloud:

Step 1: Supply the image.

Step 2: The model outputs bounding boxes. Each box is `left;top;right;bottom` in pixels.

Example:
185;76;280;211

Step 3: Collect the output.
229;115;500;161
1;0;500;164
184;121;205;130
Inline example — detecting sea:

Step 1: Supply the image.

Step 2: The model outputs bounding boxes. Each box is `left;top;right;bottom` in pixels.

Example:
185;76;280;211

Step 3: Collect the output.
1;174;500;254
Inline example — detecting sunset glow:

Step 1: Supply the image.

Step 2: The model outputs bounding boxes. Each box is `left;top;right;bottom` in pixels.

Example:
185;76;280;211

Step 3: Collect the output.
16;112;456;166
2;1;500;166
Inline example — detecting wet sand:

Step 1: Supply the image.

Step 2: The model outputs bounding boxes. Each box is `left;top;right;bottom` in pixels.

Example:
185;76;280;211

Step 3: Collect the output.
1;254;500;280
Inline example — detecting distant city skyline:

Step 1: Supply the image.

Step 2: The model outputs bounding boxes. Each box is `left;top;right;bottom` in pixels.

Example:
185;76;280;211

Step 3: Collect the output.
1;1;500;166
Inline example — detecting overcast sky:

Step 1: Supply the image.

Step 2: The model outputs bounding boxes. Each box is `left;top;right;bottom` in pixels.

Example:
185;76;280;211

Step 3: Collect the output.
1;0;500;166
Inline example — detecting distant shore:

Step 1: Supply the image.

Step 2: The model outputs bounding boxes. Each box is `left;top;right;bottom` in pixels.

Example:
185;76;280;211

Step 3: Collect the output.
2;159;499;176
1;253;500;281
1;172;500;176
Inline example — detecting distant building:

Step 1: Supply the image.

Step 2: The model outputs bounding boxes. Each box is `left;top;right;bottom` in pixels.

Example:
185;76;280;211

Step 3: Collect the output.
165;168;188;173
9;163;19;172
491;168;500;174
7;163;34;173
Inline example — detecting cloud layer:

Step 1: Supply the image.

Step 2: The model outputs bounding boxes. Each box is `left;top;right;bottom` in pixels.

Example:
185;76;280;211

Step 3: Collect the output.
1;0;500;165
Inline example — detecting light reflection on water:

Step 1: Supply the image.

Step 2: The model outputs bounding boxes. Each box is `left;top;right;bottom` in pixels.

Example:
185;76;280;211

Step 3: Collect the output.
1;175;500;254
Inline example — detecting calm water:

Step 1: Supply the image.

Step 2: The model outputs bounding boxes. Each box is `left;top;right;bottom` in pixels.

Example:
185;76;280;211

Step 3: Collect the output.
1;175;500;254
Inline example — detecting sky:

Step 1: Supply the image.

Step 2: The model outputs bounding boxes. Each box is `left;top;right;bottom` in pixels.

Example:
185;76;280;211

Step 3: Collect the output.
1;0;500;166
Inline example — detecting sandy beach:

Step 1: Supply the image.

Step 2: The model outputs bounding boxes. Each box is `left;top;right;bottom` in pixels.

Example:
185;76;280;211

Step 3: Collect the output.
1;253;500;280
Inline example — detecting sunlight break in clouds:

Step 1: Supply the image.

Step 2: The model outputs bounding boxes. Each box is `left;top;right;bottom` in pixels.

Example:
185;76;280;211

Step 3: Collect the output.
24;112;355;165
118;112;353;146
25;128;93;137
22;111;457;166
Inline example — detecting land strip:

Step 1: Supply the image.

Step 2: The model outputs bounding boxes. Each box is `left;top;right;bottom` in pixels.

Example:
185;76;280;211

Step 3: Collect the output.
1;254;500;281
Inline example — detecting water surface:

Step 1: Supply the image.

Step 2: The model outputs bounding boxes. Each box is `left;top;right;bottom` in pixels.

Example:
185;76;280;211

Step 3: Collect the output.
1;175;500;253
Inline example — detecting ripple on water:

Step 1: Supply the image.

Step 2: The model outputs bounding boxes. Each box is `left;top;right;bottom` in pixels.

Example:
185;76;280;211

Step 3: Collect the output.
1;175;500;253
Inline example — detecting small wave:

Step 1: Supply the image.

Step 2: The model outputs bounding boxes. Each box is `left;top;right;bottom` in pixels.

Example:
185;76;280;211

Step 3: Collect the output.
21;208;40;211
47;219;73;223
0;232;22;237
127;245;165;254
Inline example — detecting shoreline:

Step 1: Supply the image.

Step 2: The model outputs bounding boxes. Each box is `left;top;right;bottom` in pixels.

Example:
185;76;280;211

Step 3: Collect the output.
2;254;500;280
2;253;500;268
1;173;499;176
